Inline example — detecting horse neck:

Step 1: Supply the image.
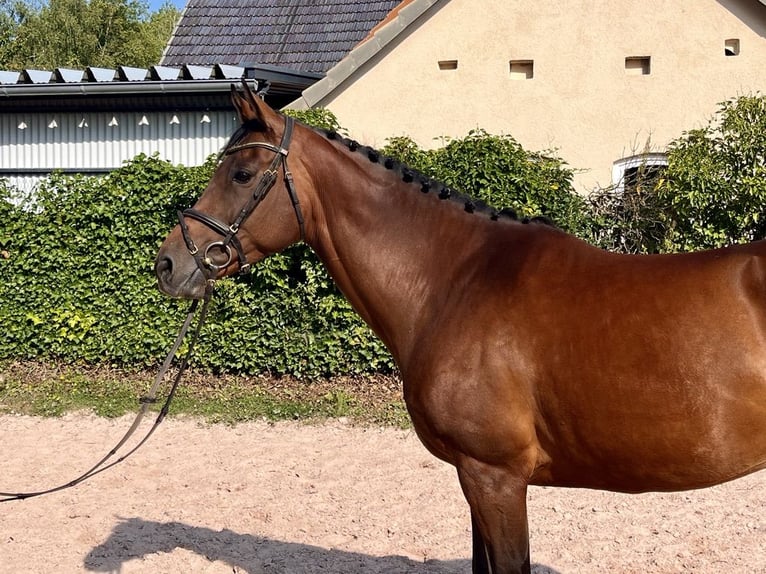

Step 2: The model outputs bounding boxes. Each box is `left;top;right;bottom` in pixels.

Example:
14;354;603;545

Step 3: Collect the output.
297;131;495;369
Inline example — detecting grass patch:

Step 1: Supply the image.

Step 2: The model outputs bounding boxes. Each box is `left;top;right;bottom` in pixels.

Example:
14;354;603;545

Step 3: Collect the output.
0;361;411;428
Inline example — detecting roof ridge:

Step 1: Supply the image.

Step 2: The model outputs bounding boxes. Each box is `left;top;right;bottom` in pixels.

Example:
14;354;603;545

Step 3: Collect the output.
356;0;418;48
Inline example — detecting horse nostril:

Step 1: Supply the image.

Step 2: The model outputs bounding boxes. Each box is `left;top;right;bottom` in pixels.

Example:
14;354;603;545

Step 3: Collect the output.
155;255;173;281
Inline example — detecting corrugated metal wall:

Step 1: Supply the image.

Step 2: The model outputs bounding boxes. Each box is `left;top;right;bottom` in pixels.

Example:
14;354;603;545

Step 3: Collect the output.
0;110;240;194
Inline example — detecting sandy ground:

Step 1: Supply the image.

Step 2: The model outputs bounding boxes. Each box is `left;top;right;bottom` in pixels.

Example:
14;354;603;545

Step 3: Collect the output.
0;413;764;573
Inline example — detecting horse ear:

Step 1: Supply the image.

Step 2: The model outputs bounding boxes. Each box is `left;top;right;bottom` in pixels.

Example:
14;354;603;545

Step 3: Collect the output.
231;83;257;123
230;80;279;129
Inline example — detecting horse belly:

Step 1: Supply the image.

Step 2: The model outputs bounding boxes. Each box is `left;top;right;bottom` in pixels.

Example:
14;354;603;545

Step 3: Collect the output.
524;252;766;491
535;350;766;492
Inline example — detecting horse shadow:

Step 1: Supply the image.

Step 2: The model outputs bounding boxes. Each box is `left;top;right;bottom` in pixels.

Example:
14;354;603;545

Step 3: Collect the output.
83;517;562;573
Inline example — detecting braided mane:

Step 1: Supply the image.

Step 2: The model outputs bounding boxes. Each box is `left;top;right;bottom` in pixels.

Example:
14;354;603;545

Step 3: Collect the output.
319;128;553;226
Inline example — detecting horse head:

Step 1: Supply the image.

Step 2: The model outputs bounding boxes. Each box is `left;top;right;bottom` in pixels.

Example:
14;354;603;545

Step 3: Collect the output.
155;81;307;299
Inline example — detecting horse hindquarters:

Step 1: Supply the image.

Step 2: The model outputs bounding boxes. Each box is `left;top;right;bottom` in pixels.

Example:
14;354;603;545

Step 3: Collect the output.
458;459;532;574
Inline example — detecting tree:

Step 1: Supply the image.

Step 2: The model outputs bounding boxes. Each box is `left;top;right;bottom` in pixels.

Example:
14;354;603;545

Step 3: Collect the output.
0;0;31;65
129;2;179;66
0;0;179;69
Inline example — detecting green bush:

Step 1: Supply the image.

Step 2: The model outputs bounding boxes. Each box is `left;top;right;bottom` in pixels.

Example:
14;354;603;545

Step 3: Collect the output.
585;93;766;254
0;152;393;378
0;155;209;364
284;107;344;133
657;94;766;251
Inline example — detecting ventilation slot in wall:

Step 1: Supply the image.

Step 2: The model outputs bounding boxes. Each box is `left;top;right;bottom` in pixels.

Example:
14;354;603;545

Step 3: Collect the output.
438;60;458;71
625;56;651;76
725;39;740;56
509;60;534;80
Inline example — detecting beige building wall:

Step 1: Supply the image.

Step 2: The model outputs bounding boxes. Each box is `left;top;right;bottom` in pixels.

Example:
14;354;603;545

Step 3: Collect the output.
304;0;766;193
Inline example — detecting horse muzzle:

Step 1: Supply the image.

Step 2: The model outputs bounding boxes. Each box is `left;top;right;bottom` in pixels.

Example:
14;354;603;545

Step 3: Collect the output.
155;241;210;300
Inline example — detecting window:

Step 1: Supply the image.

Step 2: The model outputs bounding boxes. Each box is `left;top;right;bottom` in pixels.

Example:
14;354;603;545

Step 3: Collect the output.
625;56;651;76
612;153;667;193
725;39;740;56
509;60;534;80
438;60;458;71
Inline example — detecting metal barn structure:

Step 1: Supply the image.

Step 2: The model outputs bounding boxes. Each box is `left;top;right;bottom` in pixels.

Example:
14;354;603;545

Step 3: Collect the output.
0;64;320;196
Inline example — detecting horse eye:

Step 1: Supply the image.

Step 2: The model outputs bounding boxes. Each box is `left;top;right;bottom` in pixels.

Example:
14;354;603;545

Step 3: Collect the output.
233;170;252;184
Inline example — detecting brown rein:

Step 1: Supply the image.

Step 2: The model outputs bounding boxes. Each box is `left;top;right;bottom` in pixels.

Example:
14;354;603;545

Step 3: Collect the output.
0;281;215;502
0;112;301;503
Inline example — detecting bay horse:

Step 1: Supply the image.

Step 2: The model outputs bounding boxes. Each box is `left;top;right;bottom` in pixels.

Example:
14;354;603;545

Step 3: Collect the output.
155;82;766;574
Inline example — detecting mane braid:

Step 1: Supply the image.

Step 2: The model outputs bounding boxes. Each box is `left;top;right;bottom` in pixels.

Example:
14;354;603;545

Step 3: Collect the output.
310;123;554;227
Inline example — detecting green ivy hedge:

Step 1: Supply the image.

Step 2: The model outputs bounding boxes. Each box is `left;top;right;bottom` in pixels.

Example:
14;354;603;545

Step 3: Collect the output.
0;156;393;378
1;158;206;365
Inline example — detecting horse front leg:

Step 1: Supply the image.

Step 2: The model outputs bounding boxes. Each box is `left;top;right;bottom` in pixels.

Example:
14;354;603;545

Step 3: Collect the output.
459;460;532;574
472;510;491;574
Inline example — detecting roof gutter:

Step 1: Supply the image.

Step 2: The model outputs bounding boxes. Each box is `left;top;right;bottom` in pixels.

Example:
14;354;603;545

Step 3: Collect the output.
0;64;323;100
0;79;236;98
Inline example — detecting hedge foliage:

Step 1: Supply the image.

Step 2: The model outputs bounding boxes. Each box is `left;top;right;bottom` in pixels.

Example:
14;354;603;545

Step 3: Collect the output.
382;130;590;235
0;108;384;378
0;158;208;365
2;96;766;377
657;95;766;251
0;155;392;378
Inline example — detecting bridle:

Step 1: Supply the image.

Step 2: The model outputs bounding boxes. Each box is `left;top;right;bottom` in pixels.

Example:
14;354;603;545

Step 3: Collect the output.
178;114;305;279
